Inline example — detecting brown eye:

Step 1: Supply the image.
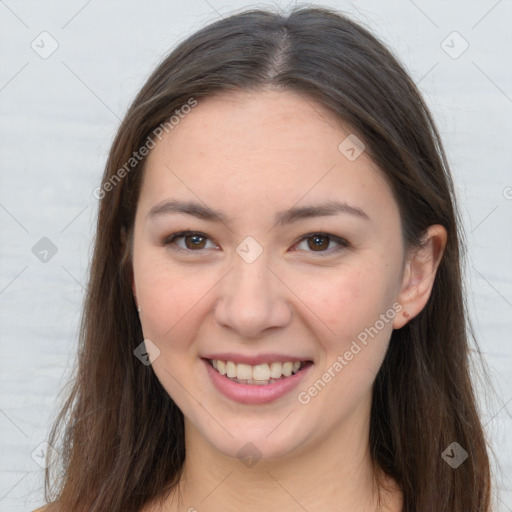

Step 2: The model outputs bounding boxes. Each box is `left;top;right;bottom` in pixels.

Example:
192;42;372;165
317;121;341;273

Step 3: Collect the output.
307;234;330;251
184;233;207;250
164;231;216;253
293;232;349;255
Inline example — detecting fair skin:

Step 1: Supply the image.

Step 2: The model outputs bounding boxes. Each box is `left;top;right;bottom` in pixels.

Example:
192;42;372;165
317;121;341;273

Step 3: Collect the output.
131;89;447;512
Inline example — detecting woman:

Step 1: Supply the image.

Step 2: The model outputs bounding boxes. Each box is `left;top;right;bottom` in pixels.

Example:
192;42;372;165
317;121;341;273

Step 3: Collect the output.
37;6;492;511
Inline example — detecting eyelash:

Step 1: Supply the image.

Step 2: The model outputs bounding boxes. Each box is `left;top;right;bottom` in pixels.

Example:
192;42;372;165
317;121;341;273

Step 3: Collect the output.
162;230;349;256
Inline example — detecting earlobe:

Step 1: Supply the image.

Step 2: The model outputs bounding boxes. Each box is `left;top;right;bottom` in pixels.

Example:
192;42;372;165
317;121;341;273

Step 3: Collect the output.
393;224;447;329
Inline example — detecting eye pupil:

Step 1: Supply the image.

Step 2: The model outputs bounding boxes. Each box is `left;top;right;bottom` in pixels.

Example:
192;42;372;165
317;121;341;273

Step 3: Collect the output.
185;234;206;250
308;235;329;251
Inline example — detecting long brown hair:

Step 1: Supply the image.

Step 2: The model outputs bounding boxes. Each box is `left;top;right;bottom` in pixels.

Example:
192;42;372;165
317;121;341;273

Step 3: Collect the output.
44;6;492;511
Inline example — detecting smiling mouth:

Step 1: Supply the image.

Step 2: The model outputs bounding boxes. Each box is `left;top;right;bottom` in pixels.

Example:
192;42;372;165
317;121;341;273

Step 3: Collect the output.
206;358;313;385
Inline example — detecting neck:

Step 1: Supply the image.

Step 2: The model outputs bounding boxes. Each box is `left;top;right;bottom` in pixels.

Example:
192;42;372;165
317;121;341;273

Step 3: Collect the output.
161;397;401;512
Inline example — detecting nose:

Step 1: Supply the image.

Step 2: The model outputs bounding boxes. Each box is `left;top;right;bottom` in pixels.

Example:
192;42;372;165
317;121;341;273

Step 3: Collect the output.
213;253;293;339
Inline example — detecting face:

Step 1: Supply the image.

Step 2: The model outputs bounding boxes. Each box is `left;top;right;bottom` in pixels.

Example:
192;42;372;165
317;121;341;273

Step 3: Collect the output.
131;89;407;461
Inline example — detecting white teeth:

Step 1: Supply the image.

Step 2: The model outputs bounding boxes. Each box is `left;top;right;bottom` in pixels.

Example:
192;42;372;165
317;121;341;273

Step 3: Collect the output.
236;363;253;380
282;362;293;377
226;361;237;378
269;361;283;379
217;360;226;376
210;359;305;381
252;363;270;381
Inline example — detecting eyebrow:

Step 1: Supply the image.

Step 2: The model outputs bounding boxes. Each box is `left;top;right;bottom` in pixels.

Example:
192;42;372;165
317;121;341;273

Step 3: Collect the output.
147;199;369;225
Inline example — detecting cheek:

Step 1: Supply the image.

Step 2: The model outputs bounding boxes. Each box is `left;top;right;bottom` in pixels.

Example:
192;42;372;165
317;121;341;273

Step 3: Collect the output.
295;266;397;419
134;259;209;407
296;260;400;411
140;283;202;345
133;248;208;343
296;260;396;343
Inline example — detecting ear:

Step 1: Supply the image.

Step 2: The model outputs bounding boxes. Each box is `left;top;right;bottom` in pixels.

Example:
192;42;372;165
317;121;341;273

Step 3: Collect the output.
393;224;447;329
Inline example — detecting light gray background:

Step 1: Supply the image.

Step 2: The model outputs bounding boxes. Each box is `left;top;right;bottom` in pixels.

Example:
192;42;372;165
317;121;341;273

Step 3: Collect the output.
1;1;511;510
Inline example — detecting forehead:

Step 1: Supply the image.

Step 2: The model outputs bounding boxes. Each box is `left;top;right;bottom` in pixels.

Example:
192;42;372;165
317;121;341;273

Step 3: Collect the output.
150;89;353;171
140;89;399;227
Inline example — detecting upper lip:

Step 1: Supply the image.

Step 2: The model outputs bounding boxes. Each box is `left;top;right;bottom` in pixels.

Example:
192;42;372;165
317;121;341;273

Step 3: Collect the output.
202;353;313;366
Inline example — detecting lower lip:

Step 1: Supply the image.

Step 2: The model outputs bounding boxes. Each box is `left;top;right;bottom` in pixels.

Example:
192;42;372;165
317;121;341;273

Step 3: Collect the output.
203;359;313;405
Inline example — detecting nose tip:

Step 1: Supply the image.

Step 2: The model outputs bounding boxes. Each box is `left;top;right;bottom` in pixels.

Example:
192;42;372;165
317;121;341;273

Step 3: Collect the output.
213;258;292;338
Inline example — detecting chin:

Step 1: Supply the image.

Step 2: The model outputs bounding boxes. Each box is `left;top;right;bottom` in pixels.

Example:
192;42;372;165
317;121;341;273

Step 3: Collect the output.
192;413;314;463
